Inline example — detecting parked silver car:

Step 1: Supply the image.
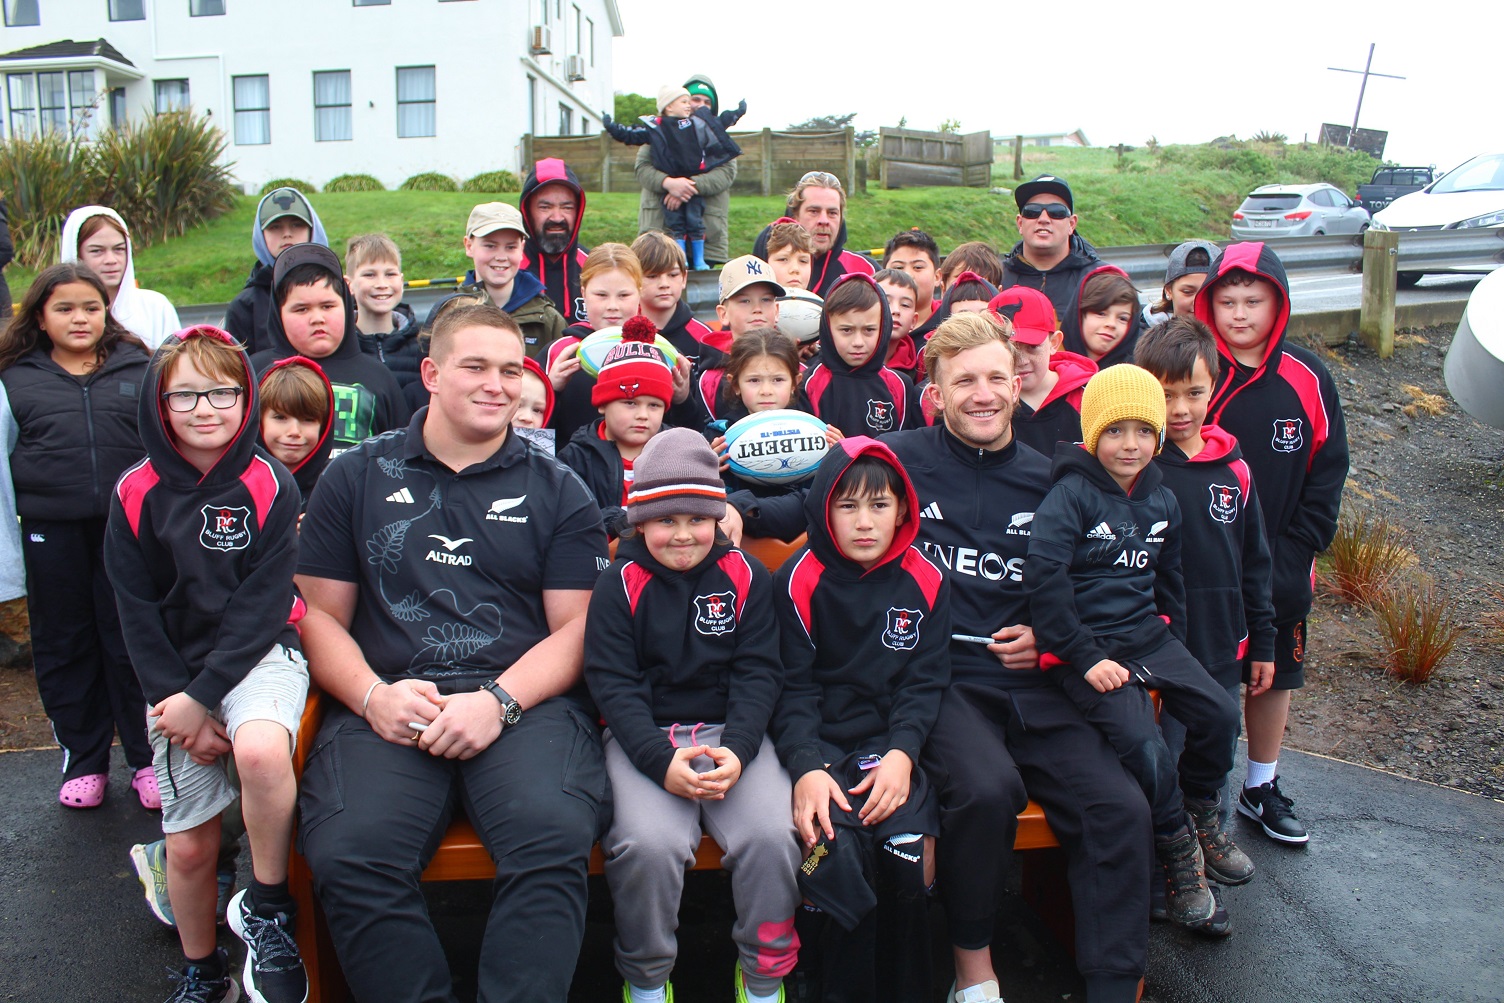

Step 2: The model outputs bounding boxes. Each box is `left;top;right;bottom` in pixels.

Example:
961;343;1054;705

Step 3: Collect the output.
1229;183;1370;240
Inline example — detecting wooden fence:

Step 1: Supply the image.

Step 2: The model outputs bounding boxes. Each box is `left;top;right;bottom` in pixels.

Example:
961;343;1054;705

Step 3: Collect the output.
521;128;857;196
877;127;993;189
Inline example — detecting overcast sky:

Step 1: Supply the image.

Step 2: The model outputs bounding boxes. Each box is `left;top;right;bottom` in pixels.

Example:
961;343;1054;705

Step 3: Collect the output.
612;0;1497;173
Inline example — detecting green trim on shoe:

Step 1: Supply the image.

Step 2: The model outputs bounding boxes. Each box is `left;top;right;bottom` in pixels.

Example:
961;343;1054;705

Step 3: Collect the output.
734;962;784;1002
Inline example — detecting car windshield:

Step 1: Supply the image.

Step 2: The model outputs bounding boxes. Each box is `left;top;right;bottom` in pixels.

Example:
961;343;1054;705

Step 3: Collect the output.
1239;194;1303;212
1430;154;1504;194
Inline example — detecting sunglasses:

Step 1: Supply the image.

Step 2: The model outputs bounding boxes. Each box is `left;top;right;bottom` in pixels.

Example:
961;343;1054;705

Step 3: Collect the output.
798;171;843;190
1020;203;1072;220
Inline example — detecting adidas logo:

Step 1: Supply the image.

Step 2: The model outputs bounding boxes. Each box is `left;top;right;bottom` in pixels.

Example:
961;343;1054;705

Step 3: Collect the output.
919;502;944;521
1086;522;1115;541
386;488;415;504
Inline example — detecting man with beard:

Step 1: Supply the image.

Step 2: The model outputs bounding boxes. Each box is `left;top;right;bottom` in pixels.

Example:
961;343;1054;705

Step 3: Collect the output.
1000;175;1107;343
881;313;1150;1003
752;171;874;298
519;158;591;324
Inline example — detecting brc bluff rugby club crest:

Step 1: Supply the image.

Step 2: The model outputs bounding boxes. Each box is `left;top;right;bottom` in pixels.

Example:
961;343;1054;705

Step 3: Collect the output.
881;607;923;651
865;399;894;432
694;592;738;636
1208;483;1240;524
1271;417;1304;453
200;504;252;552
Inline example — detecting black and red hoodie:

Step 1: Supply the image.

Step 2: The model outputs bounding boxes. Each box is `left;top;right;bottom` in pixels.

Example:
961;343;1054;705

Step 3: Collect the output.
1154;426;1276;689
772;437;950;779
1025;442;1186;673
257;354;335;510
753;216;875;299
557;418;668;538
803;274;916;437
1194;241;1348;625
584;535;782;785
105;326;304;709
519;158;590;322
1063;263;1146;368
543;320;599;446
1011;350;1096;455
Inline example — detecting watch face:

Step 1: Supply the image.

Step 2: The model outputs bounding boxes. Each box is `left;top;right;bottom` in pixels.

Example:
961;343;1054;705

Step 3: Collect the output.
504;703;523;726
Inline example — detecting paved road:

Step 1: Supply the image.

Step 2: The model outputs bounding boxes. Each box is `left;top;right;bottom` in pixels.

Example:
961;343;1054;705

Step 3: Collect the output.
2;744;1500;1002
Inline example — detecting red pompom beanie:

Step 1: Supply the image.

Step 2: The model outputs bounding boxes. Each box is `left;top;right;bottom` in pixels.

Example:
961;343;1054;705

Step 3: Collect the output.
592;316;675;407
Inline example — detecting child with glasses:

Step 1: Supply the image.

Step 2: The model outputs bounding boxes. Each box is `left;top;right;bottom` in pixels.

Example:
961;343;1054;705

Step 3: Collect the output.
604;84;747;271
106;326;310;1003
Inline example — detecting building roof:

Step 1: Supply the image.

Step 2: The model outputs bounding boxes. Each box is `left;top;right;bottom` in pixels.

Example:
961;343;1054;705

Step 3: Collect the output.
0;38;135;67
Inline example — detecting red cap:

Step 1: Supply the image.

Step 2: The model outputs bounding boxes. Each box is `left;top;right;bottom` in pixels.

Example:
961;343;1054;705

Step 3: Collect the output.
988;287;1059;345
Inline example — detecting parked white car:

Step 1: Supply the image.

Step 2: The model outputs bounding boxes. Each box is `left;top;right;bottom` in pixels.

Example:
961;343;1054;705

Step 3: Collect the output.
1372;152;1504;287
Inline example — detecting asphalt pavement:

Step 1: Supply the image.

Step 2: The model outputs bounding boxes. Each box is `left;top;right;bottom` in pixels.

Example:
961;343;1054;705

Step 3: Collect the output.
1;745;1500;1002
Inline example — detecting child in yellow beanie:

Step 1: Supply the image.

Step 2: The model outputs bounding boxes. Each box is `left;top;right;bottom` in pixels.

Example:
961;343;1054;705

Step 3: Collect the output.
1023;363;1244;934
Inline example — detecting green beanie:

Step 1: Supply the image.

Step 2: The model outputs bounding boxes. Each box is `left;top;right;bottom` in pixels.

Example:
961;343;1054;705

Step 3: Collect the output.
685;79;717;108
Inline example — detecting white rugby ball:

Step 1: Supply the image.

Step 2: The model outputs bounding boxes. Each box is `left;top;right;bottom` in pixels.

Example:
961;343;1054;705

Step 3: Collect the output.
724;408;830;485
575;326;681;378
777;288;824;344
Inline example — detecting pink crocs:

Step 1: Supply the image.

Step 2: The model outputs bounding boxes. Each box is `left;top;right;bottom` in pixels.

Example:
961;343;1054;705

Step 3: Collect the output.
132;768;162;810
59;773;108;809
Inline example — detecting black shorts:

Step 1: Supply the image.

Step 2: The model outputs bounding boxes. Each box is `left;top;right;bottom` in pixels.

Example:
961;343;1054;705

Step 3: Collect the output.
1243;619;1306;691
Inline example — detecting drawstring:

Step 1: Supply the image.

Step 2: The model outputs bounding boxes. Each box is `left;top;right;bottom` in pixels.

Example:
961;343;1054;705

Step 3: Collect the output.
667;722;707;749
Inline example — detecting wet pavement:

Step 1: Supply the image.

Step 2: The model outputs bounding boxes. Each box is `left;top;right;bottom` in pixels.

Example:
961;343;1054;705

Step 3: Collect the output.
1;745;1499;1002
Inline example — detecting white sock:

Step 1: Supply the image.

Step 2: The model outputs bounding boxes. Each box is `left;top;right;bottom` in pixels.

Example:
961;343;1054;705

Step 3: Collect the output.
627;985;666;1003
1245;758;1277;789
744;983;782;1003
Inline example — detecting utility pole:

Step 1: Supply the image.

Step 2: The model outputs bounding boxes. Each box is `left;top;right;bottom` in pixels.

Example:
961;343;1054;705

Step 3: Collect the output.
1328;44;1406;148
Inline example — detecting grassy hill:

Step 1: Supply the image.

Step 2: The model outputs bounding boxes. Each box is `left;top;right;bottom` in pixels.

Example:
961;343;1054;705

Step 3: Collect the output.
5;141;1376;306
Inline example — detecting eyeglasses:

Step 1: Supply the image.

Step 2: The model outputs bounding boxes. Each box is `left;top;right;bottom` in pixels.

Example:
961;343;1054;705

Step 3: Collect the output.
1020;202;1072;220
161;387;244;412
798;171;843;189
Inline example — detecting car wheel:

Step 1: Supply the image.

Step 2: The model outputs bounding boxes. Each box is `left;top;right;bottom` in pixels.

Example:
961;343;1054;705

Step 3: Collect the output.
1396;272;1423;289
1314;230;1325;237
1359;223;1370;233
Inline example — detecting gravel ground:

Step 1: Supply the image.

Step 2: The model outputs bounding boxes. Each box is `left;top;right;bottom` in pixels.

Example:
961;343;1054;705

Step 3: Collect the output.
4;323;1502;800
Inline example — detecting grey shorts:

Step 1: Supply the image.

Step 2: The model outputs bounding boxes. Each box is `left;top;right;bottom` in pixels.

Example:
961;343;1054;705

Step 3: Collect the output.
149;644;308;834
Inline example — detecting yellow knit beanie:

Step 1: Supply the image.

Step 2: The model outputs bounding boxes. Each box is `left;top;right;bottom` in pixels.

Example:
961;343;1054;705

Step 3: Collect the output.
1079;364;1167;454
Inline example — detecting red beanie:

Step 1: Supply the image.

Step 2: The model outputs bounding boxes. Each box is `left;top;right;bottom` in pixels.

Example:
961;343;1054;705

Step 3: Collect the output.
591;316;675;407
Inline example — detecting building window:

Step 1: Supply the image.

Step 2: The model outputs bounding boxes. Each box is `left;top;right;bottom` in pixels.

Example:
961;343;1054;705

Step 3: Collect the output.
233;74;270;145
190;0;225;15
580;116;589;136
7;74;35;137
109;87;127;129
313;70;352;141
558;103;572;136
3;1;39;27
155;79;190;114
527;75;536;135
68;70;96;134
395;66;435;138
38;71;66;134
587;17;595;65
109;0;146;20
352;0;389;5
572;5;581;53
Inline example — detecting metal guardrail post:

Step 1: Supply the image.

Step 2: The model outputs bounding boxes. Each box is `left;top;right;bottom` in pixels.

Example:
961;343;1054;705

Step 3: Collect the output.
1361;228;1399;358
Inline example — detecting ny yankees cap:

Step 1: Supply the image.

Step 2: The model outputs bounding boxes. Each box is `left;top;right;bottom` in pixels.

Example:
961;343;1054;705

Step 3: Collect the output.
719;254;786;303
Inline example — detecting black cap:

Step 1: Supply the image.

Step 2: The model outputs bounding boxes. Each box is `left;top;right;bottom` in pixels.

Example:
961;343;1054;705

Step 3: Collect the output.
272;242;342;292
1014;174;1074;212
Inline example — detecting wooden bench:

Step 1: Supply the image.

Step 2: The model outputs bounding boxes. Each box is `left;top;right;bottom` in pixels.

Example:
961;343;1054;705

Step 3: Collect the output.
288;533;1070;1002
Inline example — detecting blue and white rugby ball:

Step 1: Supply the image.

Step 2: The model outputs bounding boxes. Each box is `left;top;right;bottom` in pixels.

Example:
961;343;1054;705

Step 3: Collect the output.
575;326;682;378
724;408;830;485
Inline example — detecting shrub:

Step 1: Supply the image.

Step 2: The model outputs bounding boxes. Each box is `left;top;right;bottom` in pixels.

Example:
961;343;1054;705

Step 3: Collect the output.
1324;510;1413;607
462;170;521;194
1372;580;1464;684
325;173;385;193
399;172;459;192
91;111;238;245
0;130;93;267
260;177;317;195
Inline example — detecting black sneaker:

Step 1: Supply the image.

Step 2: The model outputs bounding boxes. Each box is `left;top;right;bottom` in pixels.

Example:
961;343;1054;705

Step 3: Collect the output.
1186;793;1256;884
1155;828;1217;926
227;889;308;1003
164;948;240;1003
1237;776;1309;845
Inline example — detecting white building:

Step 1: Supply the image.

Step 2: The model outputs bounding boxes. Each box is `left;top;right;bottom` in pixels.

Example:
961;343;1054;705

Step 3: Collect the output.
0;0;623;191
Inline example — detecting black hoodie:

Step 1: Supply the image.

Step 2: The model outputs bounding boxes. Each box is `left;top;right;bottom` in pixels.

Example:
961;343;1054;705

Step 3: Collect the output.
1194;241;1348;625
249;243;409;453
257;354;336;511
1025;442;1186;674
105;326;304;709
802;274;916;437
882;423;1052;688
1155;426;1276;688
223;260;275;356
584;534;782;785
556;417;664;537
1001;232;1104;343
519;159;590;322
1064;263;1147;368
355;302;424;391
772;437;949;779
753;218;875;299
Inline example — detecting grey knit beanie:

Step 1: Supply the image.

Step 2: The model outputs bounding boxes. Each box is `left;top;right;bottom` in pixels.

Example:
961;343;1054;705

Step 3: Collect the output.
627;427;727;525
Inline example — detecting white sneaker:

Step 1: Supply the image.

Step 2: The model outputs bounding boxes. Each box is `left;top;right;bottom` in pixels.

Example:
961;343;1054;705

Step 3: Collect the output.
949;979;1003;1003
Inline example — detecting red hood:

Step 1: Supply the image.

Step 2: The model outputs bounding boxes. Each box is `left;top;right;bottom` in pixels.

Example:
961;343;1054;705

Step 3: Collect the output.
1193;241;1292;375
257;354;335;477
520;157;587;253
803;436;920;575
1037;350;1097;409
522;355;556;426
1186;424;1238;463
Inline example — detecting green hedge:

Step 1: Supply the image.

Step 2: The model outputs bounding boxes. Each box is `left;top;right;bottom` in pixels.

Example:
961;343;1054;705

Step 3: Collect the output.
325;173;385;193
399;172;459;192
462;170;521;194
259;177;317;195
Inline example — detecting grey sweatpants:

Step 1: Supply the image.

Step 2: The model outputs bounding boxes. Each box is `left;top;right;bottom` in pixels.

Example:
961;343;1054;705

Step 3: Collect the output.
602;725;802;995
